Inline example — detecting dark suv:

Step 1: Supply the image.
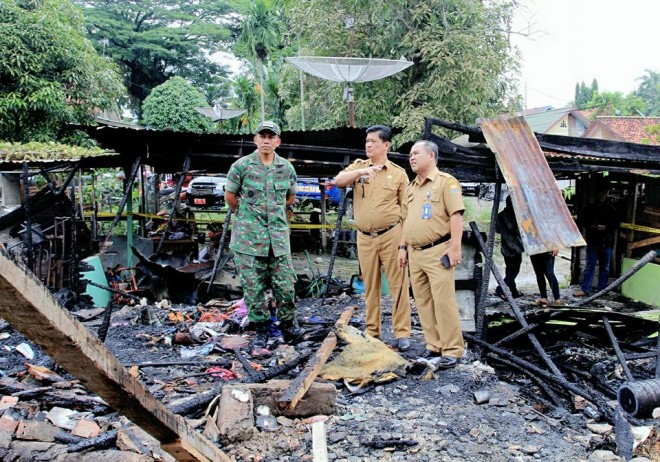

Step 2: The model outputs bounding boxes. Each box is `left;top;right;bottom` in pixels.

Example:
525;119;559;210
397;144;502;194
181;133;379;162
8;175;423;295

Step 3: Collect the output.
185;176;227;209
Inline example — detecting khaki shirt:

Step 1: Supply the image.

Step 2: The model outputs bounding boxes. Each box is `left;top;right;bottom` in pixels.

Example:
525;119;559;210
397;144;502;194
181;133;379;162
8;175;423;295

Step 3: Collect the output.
403;168;465;247
340;158;408;232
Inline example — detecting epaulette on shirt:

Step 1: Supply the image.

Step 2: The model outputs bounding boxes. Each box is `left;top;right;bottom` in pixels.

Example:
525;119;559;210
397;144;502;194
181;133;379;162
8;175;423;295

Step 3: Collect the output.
387;160;406;173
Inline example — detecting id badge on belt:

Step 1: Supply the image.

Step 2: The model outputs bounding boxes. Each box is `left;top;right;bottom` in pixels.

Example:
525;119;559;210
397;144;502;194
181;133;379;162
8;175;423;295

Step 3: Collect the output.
422;192;431;219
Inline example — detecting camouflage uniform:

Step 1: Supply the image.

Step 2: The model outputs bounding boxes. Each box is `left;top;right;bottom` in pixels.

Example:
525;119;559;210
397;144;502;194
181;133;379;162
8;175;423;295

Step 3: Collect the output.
225;150;298;323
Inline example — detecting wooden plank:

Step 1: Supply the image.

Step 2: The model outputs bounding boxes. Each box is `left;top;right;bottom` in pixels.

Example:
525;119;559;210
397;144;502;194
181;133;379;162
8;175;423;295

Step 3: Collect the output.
277;307;354;411
277;333;337;411
0;248;230;462
628;235;660;251
312;420;329;462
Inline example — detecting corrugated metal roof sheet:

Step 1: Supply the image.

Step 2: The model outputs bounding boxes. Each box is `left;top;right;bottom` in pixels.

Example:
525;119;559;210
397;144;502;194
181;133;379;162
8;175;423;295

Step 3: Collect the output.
480;115;586;255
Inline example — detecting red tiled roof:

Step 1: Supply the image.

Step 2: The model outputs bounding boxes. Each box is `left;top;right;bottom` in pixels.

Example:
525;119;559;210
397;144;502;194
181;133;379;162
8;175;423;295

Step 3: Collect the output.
595;116;660;144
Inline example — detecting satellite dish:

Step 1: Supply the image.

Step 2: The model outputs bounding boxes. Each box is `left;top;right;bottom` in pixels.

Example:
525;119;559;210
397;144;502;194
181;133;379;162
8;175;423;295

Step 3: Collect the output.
285;56;413;126
195;107;247;123
285;56;413;83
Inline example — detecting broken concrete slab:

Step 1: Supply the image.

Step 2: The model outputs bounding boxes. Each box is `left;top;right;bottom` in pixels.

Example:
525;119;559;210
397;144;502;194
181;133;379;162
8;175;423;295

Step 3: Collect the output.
214;386;255;444
72;419;101;438
15;420;59;442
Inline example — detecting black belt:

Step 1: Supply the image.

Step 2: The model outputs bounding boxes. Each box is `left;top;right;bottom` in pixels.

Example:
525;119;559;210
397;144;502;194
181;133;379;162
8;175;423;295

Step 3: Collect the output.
415;234;450;250
359;223;397;238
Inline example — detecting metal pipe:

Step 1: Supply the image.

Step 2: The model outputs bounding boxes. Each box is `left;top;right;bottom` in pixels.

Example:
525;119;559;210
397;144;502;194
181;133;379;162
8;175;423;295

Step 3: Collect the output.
85;280;142;302
576;250;657;306
618;379;660;418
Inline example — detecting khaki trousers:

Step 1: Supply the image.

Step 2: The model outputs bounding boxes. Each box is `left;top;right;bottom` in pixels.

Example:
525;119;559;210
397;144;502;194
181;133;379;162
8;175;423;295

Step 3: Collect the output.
408;242;464;357
357;223;411;339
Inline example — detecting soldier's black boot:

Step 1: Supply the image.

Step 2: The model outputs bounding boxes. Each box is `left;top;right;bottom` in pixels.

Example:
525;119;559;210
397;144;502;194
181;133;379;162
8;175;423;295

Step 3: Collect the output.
280;320;305;344
251;322;270;349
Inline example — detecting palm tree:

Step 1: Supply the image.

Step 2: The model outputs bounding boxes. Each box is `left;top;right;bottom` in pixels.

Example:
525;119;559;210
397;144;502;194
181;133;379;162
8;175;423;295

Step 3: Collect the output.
237;0;284;122
636;69;660;116
234;75;259;132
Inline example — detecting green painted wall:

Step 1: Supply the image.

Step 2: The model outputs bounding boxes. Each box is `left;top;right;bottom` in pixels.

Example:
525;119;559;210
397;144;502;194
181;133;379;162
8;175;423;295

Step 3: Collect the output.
622;257;660;308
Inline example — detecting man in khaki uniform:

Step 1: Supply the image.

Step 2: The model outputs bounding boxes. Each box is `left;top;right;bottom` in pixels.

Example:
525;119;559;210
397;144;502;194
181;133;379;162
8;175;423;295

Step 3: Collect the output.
399;140;464;368
335;125;411;350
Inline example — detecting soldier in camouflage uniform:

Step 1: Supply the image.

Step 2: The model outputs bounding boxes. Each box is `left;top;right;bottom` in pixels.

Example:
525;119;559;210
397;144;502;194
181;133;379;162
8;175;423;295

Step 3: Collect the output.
224;121;304;348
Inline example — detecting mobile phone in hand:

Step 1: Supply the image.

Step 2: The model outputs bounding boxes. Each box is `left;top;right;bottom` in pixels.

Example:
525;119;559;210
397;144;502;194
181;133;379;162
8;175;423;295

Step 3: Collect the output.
441;254;451;269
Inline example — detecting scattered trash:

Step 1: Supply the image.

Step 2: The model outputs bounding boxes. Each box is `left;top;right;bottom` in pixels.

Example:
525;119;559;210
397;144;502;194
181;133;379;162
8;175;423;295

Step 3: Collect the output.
15;343;34;360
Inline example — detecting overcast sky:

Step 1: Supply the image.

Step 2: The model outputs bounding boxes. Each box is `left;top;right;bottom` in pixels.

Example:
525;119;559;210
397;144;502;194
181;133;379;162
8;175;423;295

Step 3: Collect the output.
512;0;660;110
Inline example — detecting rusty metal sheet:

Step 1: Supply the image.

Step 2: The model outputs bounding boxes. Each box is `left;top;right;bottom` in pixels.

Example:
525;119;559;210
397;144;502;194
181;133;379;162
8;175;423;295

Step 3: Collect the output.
480;115;586;255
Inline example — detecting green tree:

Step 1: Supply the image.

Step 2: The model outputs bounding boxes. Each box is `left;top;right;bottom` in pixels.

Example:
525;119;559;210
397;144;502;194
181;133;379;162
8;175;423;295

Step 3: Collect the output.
284;0;521;145
635;69;660;116
574;79;598;109
75;0;234;115
233;75;260;132
235;0;285;122
0;0;124;142
586;90;646;117
141;77;214;133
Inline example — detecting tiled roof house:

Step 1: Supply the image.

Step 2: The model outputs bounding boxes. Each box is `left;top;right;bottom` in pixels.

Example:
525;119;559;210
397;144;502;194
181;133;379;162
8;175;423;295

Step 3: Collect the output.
583;116;660;145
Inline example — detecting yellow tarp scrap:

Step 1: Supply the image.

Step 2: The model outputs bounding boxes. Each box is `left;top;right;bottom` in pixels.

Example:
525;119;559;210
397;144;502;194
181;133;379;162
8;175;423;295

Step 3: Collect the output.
320;323;409;387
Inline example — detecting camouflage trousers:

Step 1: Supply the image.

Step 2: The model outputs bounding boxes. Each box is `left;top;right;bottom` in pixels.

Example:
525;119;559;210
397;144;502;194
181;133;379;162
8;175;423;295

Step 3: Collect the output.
234;250;297;323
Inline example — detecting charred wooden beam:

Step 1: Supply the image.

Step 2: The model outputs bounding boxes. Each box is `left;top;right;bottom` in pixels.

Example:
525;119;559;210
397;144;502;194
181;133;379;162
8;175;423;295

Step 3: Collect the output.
0;247;230;462
603;316;635;382
493;311;566;347
576;250;657;306
155;156;191;255
103;156;142;247
469;221;564;378
68;429;118;453
464;333;615;423
207;207;232;290
232;348;260;382
277;307;355;411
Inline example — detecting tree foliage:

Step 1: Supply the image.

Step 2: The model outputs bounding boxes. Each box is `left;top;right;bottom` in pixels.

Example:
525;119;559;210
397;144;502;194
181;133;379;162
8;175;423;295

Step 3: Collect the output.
574;80;599;109
584;90;646;117
635;69;660;116
283;0;521;145
234;0;286;122
75;0;235;115
141;77;215;133
0;0;124;142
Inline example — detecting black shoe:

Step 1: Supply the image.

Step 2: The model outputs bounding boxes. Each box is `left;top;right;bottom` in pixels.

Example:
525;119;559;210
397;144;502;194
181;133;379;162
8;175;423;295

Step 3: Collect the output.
397;338;411;351
280;320;305;343
252;323;269;349
420;349;442;359
436;356;459;369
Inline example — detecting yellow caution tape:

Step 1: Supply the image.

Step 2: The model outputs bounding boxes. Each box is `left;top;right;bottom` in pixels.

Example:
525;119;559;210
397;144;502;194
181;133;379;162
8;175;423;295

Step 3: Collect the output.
84;212;356;229
620;223;660;235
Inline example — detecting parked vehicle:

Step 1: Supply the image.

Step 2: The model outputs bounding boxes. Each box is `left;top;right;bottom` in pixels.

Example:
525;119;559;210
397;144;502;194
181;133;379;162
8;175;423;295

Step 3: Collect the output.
461;182;483;197
185;176;227;209
295;177;346;207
